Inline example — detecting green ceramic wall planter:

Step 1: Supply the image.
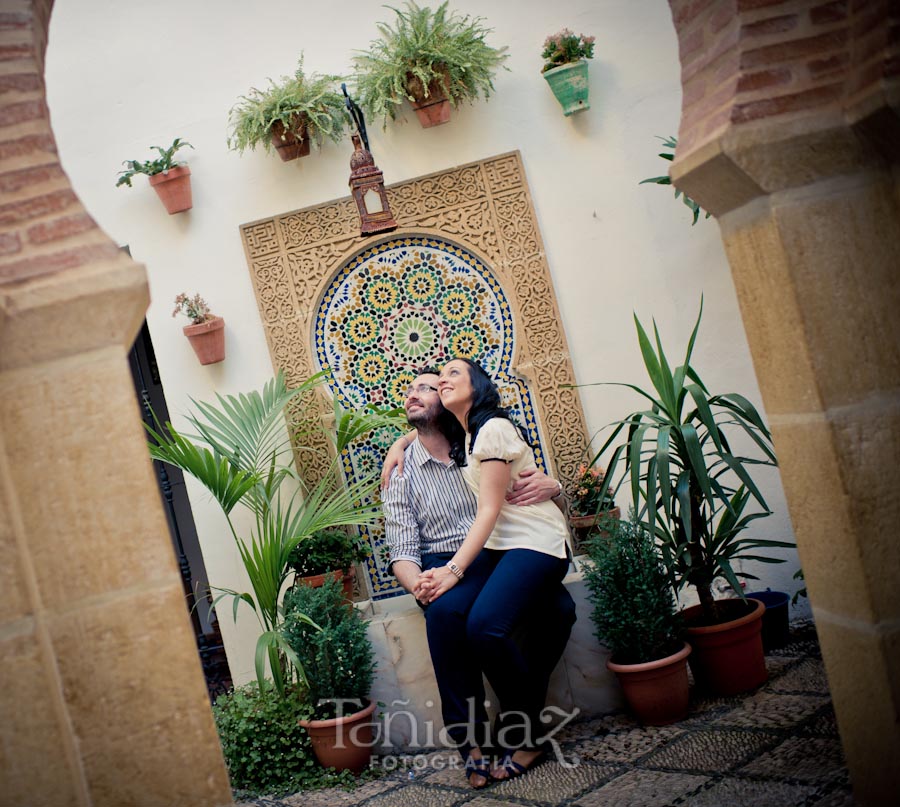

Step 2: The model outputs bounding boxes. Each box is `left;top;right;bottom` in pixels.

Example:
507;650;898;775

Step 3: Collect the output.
544;60;590;115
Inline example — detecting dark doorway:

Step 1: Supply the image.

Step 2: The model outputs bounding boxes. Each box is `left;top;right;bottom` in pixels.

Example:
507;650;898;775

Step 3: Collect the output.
128;320;232;700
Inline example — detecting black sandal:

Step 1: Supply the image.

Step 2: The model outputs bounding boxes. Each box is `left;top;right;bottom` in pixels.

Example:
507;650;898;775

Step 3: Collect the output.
464;755;492;789
494;748;547;781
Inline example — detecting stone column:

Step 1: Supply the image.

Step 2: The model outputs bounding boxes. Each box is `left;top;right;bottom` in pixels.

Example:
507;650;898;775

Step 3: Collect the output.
0;1;232;804
668;1;899;804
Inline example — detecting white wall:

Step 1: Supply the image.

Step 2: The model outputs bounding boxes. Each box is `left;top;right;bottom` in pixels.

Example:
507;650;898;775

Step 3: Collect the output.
46;0;809;684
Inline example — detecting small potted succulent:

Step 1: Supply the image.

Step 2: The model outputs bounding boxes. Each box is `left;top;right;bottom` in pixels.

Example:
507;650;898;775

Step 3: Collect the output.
567;461;620;553
282;576;377;773
583;514;690;725
228;58;347;161
353;0;509;128
172;292;225;365
540;29;595;116
116;137;194;214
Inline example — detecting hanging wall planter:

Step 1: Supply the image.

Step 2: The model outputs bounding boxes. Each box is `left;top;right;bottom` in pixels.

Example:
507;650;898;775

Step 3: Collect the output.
116;138;194;215
227;58;346;161
540;29;595;116
172;293;225;366
407;75;452;127
148;165;193;214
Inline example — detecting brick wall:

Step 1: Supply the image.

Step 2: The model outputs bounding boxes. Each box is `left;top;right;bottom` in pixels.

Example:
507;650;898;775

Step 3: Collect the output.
0;0;119;289
669;0;900;158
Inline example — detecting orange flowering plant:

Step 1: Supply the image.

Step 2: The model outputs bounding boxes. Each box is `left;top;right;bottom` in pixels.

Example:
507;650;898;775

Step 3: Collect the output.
570;462;616;517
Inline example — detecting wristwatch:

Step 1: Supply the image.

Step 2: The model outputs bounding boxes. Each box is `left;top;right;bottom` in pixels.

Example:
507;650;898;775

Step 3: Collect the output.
552;480;563;499
446;561;464;579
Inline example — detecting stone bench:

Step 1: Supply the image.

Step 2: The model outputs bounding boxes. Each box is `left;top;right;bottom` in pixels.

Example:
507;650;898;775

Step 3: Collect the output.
361;561;623;750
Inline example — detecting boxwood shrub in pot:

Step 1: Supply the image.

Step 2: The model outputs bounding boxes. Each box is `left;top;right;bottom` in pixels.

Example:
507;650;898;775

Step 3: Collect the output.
583;513;690;725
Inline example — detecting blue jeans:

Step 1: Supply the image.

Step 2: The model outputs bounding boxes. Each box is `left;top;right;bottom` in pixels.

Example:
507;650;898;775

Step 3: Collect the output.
422;548;575;755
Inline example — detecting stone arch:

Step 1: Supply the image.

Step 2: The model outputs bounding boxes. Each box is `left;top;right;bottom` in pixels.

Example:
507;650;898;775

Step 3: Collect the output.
666;1;900;802
0;2;231;804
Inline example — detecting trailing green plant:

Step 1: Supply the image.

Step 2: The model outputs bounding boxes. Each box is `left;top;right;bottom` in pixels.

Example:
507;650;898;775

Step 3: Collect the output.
288;528;369;578
282;575;376;719
352;0;509;126
116;137;193;187
583;512;682;664
791;567;808;606
227;57;347;154
213;681;361;796
541;28;595;72
172;292;214;325
639;136;711;225
589;299;794;624
145;371;391;695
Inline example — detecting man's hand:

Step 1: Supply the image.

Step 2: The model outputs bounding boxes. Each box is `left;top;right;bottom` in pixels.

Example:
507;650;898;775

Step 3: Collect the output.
506;467;561;506
415;566;459;603
381;435;411;489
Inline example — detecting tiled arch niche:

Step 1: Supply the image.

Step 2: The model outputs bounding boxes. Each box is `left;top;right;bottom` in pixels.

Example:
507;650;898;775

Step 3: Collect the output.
240;151;589;598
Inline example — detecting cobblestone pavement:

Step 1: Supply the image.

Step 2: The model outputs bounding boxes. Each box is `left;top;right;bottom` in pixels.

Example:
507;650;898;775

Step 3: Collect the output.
236;622;852;807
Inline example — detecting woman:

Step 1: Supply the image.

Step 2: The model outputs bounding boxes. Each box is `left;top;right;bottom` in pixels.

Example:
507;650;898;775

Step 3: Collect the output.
418;357;572;782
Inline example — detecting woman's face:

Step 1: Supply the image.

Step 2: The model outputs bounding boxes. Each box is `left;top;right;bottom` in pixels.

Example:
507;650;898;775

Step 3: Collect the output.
438;359;474;416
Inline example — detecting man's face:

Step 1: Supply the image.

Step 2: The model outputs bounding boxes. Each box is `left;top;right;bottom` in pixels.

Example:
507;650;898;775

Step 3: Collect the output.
405;373;442;428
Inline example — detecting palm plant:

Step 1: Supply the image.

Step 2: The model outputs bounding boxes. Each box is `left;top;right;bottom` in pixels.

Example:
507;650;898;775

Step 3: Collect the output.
591;300;793;623
145;372;399;694
639;136;711;225
352;0;509;126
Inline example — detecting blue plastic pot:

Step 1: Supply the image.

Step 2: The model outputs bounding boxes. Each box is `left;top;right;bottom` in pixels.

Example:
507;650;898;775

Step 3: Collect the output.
746;589;790;650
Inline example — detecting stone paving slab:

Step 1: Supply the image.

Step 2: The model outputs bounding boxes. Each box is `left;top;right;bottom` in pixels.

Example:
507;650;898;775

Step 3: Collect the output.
679;776;820;806
739;736;846;783
572;768;710;807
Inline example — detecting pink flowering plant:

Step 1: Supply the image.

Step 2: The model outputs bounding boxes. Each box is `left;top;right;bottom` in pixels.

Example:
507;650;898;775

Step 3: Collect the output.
541;29;596;72
172;292;214;325
570;462;616;517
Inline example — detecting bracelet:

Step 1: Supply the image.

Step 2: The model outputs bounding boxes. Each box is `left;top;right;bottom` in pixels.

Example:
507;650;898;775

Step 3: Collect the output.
552;480;563;499
446;561;464;579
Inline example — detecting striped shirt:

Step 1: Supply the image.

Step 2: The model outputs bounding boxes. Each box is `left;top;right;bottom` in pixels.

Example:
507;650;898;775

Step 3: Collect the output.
382;437;477;568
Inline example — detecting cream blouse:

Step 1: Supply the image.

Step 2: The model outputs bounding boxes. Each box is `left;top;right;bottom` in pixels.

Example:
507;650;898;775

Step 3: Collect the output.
461;417;570;559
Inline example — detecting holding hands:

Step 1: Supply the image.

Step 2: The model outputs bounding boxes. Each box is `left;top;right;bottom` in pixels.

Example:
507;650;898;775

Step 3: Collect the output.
414;565;459;604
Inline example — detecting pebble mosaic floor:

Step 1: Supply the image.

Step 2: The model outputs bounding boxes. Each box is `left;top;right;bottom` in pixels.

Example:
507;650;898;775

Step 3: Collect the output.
236;621;853;807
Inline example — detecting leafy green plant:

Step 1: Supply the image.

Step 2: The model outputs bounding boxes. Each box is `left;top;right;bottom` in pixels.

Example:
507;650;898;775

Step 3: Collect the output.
791;567;808;606
639;136;711;225
227;57;347;154
116;137;193;187
352;0;509;126
145;372;389;695
288;529;369;578
213;681;361;796
172;292;214;325
589;299;793;624
282;575;376;719
583;513;682;664
541;29;595;72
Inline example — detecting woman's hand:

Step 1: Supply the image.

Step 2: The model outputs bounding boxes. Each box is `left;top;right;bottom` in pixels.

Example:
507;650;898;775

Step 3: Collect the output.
414;567;459;603
381;433;413;489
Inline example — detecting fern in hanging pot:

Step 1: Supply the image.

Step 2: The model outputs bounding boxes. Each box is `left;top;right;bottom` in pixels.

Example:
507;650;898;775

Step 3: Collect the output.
353;0;509;128
227;57;347;161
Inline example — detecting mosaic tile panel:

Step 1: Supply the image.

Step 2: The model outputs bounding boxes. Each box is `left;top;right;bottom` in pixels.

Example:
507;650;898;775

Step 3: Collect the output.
240;152;590;598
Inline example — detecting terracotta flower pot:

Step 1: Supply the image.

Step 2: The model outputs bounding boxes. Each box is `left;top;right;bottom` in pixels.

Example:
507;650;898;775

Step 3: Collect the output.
294;568;355;603
569;506;621;554
607;641;692;726
683;597;767;695
299;698;376;773
270;117;311;162
149;165;192;214
183;316;225;365
408;73;452;128
543;60;591;116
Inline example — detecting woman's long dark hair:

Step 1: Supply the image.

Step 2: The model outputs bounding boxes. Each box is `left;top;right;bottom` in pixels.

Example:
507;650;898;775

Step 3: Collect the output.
442;357;529;467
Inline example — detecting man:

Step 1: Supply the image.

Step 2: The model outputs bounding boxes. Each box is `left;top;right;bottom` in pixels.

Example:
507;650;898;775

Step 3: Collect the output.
381;369;577;779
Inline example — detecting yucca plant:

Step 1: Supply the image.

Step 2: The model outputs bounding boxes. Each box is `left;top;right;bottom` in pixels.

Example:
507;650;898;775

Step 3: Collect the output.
145;372;399;694
352;0;509;126
227;57;347;155
590;300;793;623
